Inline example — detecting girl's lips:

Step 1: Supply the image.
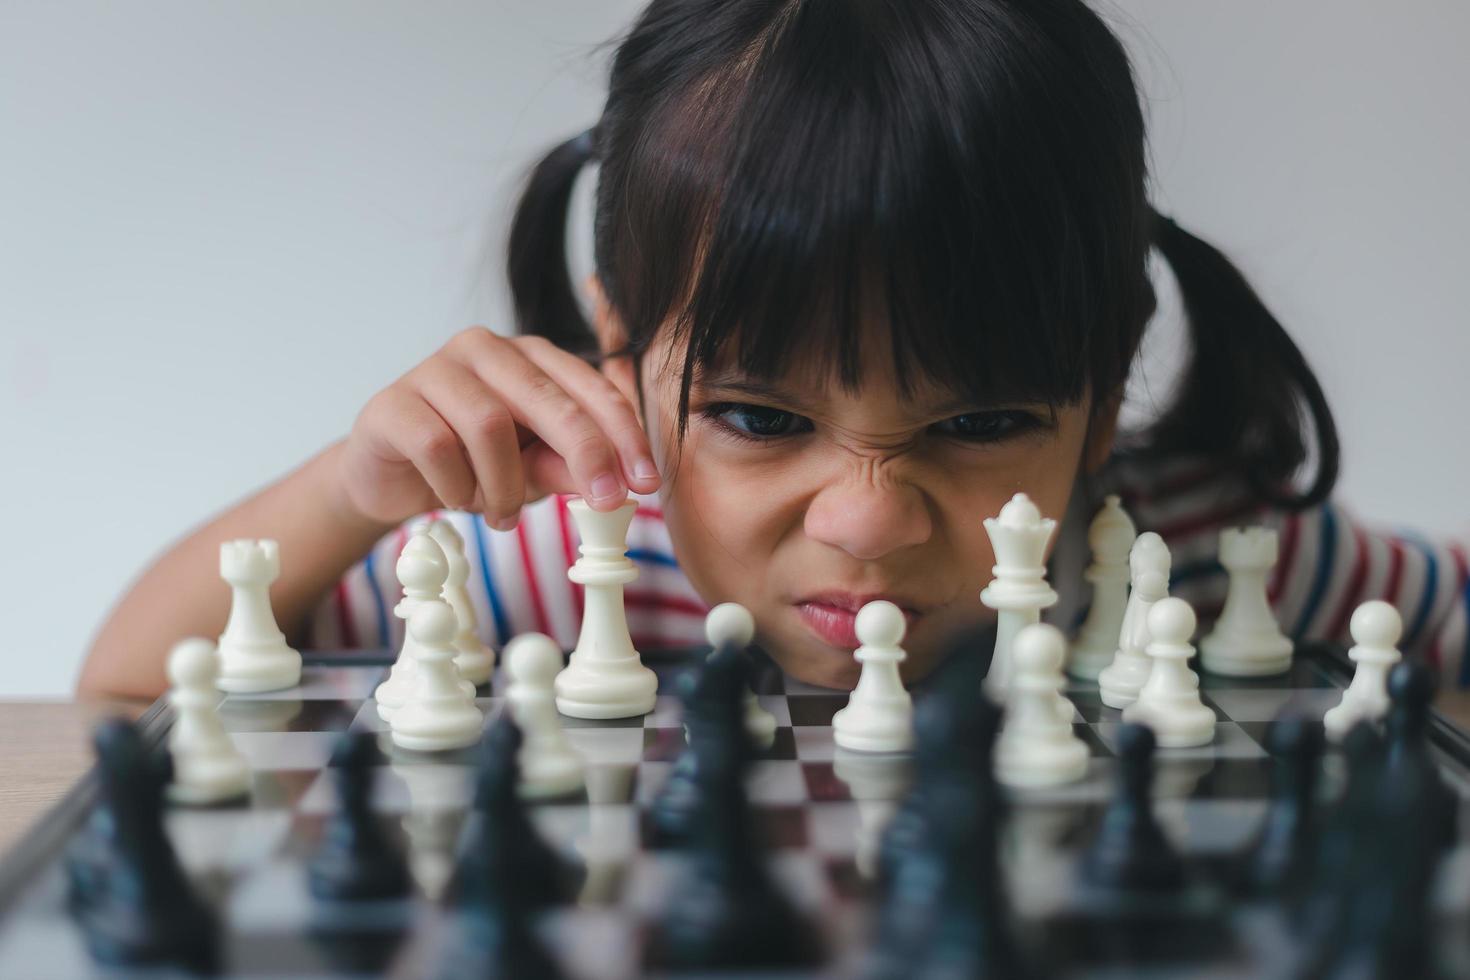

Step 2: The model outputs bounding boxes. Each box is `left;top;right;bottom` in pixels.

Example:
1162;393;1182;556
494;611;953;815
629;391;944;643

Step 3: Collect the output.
795;601;919;649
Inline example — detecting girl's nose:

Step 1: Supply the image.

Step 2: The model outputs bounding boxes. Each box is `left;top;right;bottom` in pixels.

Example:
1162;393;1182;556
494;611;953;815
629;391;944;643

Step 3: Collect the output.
802;476;933;561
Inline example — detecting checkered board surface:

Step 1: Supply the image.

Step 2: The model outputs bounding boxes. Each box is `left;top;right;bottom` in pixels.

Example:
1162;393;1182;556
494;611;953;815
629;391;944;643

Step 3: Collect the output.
2;644;1470;979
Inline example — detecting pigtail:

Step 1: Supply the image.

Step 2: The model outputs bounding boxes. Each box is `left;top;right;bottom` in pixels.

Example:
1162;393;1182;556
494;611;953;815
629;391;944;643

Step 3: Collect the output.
1145;210;1340;512
507;126;600;359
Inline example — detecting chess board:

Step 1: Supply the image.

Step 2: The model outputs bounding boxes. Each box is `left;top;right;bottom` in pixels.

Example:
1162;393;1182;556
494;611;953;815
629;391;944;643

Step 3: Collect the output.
2;644;1469;979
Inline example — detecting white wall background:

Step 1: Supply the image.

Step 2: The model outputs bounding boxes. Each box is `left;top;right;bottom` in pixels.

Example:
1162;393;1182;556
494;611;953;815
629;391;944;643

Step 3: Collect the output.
2;1;1465;697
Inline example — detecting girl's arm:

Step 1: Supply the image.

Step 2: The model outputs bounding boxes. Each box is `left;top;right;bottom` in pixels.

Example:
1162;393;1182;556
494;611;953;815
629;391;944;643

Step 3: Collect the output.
78;441;394;699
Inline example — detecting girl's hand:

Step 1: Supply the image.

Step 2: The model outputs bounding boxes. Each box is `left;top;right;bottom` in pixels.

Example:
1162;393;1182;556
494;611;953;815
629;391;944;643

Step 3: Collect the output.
337;327;661;528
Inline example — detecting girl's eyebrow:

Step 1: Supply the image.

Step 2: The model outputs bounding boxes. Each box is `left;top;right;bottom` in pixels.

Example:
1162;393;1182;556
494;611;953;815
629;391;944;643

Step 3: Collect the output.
694;370;1025;415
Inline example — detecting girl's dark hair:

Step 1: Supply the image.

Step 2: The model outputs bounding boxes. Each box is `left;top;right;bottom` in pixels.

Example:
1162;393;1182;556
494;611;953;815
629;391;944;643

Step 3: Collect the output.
508;0;1338;510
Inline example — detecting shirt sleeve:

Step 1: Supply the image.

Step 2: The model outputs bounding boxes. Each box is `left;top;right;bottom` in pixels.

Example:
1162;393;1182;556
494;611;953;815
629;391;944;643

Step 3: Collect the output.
1099;454;1470;689
303;492;710;654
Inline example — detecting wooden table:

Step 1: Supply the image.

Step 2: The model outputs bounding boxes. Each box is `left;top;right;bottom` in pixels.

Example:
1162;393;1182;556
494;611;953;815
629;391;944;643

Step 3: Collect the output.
4;690;1470;855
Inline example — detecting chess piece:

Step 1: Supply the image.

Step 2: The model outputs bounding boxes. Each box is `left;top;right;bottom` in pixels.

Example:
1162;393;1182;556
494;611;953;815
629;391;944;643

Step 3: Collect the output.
1122;598;1216;747
70;719;219;971
1098;532;1171;710
375;527;473;720
390;601;484;752
1240;714;1322;898
554;496;658;719
1068;495;1136;680
832;750;911;879
980;493;1058;702
1199;527;1293;677
307;734;411;900
995;623;1088;787
503;633;585;798
833;601;915;753
1323;601;1402;741
704;602;777;748
215;539;301;692
1080;723;1184;893
428;519;496;687
165;638;251;805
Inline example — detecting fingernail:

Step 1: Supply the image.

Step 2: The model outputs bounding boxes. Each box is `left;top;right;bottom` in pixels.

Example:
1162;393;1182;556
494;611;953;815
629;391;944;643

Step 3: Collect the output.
590;472;623;502
492;516;518;532
633;458;659;482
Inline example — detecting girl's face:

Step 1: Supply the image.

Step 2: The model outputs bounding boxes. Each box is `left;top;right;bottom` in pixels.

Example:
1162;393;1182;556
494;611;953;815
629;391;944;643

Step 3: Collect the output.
591;280;1120;690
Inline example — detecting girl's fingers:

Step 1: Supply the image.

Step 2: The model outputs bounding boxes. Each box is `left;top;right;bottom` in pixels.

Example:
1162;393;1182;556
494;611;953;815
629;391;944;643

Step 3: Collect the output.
412;357;526;528
446;329;632;510
372;385;478;511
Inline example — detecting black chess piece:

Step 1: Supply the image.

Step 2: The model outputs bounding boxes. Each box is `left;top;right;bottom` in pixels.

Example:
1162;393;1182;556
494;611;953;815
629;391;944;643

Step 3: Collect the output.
1080;723;1184;893
69;717;219;973
1379;660;1456;848
649;645;819;971
307;733;411;901
446;713;579;913
648;640;750;843
1239;713;1323;898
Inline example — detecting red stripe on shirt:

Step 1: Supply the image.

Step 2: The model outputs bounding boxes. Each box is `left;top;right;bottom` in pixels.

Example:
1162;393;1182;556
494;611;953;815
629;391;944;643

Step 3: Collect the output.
554;495;584;620
1268;511;1301;605
625;589;709;617
1428;545;1469;673
1381;536;1405;606
515;522;553;636
634;504;664;521
1322;523;1370;644
334;580;359;648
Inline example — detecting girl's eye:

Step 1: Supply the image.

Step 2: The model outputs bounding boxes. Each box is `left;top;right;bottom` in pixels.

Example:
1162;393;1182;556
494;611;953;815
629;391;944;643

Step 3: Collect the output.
700;403;810;442
931;410;1044;443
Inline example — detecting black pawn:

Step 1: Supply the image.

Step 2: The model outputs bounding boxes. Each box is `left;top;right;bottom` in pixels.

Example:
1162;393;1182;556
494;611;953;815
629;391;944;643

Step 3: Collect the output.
650;645;819;970
1080;723;1184;893
308;733;410;901
648;640;750;843
70;718;219;973
447;713;579;913
1240;714;1323;898
1380;660;1456;847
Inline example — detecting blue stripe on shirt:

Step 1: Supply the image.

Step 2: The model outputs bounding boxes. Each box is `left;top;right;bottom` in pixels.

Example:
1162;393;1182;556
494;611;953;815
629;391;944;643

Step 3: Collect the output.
627;548;679;569
1398;531;1440;652
1291;503;1337;640
362;551;391;647
1456;574;1470;690
471;516;511;645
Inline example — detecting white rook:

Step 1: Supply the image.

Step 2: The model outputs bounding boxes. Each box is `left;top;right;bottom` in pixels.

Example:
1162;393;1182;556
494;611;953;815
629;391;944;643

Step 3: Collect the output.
1199;527;1294;677
554;497;657;719
216;539;301;693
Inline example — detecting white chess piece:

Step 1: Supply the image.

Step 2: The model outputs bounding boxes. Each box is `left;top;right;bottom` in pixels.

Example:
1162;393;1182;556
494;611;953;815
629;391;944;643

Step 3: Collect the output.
389;601;484;752
832;601;914;753
215;539;302;693
1098;532;1171;709
832;749;910;879
165;637;251;804
504;632;585;798
1323;601;1403;741
1199;527;1294;677
375;527;473;721
704;602;777;748
1123;598;1216;747
554;496;658;719
995;623;1089;787
981;493;1059;703
1068;495;1136;680
427;519;496;687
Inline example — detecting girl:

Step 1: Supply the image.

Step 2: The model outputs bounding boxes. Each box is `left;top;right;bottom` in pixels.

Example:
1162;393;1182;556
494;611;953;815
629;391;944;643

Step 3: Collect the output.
80;0;1468;700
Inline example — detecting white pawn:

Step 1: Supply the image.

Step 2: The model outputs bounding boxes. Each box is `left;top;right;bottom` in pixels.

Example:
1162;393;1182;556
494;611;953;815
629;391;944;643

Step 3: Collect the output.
1123;598;1216;747
1323;601;1403;741
995;623;1089;787
427;519;496;687
1199;527;1294;677
1068;495;1137;680
832;601;914;754
390;601;484;752
376;527;472;721
166;638;251;804
1098;532;1171;709
554;497;658;719
216;539;302;693
704;602;777;748
504;633;585;798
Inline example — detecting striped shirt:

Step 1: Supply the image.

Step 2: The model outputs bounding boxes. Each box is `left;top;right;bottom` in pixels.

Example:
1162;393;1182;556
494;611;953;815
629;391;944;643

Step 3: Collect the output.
307;452;1470;689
